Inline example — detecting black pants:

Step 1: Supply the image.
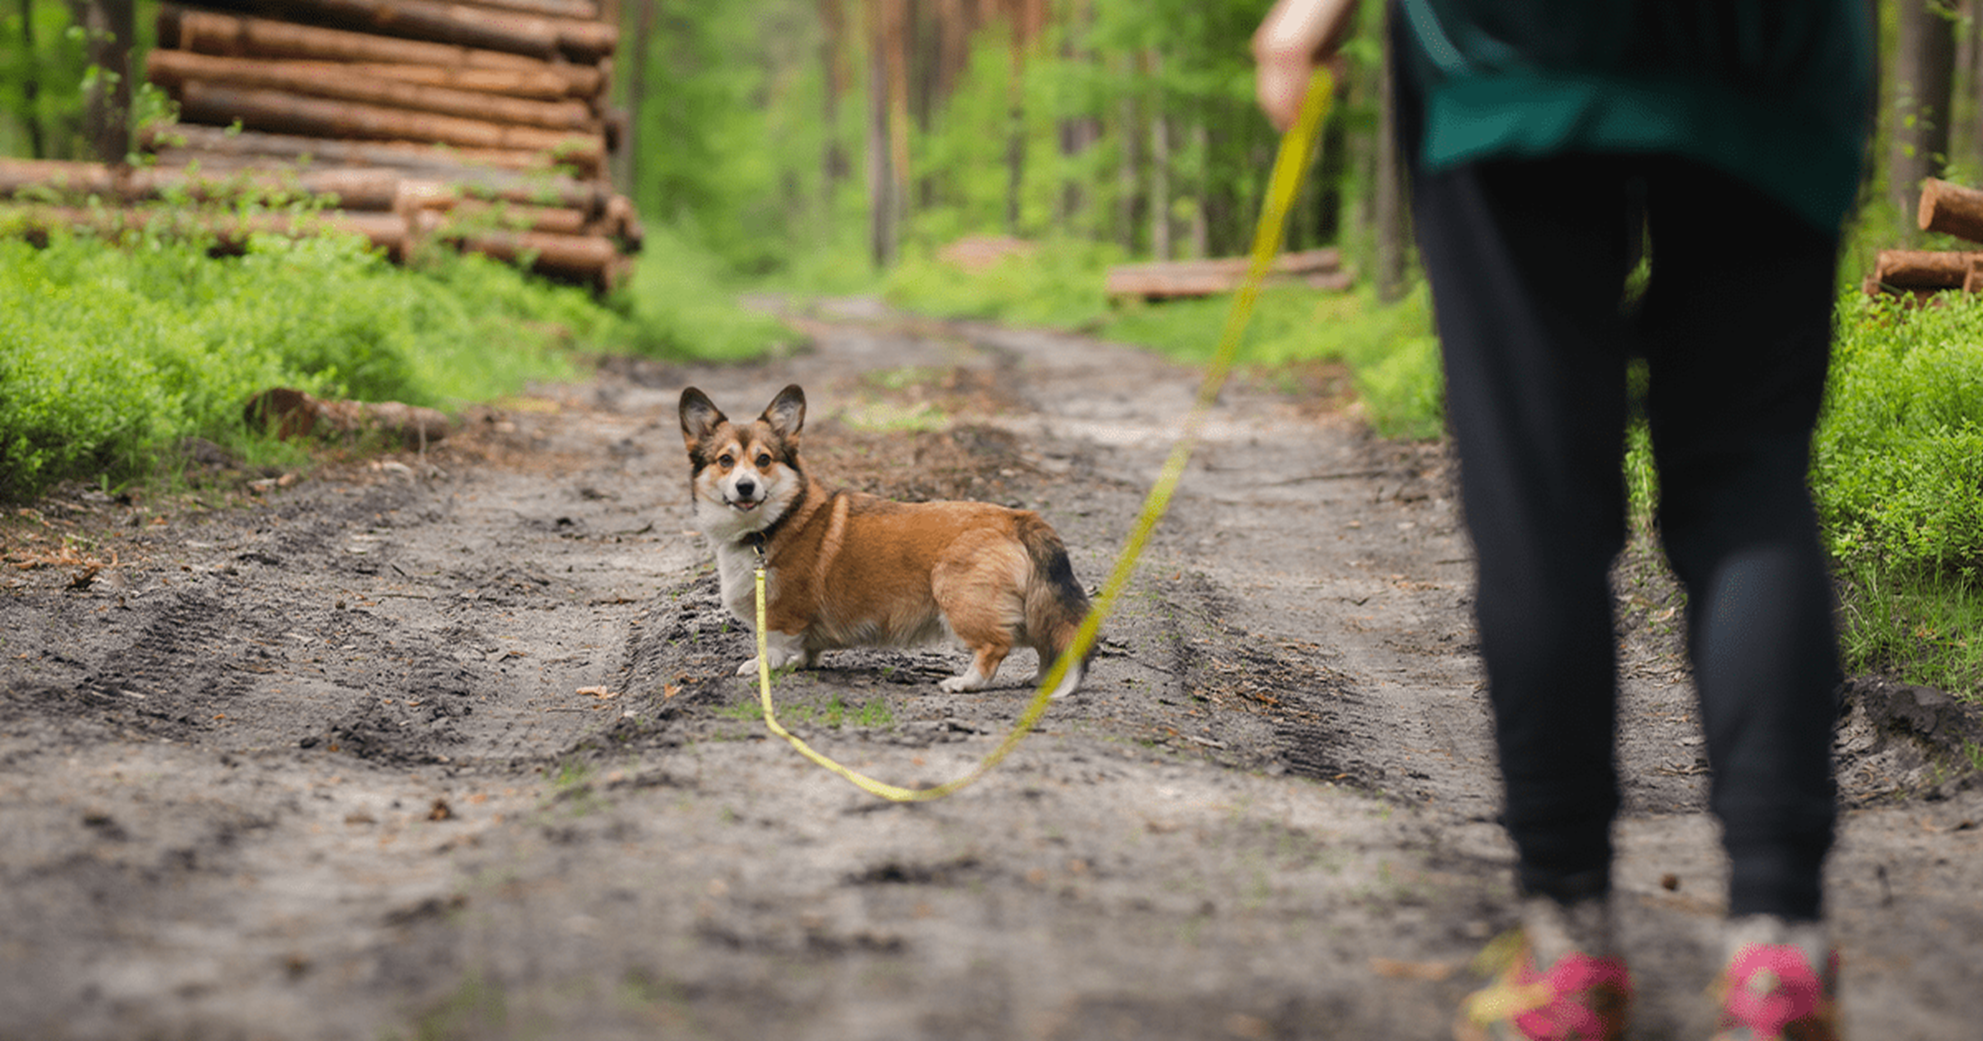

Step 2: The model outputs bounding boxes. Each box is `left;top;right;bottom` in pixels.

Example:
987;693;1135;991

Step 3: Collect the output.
1411;155;1843;921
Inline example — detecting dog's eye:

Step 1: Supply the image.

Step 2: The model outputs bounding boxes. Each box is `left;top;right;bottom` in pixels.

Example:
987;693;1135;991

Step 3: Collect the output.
716;453;734;469
755;454;773;469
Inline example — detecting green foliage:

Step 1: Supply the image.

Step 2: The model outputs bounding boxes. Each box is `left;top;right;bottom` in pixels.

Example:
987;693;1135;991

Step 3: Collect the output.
1817;294;1983;584
881;239;1446;440
1815;294;1983;696
0;0;91;158
0;227;790;502
881;236;1122;329
614;225;803;360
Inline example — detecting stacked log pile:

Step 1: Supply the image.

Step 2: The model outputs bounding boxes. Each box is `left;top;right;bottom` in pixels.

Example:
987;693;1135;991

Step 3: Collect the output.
0;0;638;291
1867;178;1983;302
1105;248;1352;302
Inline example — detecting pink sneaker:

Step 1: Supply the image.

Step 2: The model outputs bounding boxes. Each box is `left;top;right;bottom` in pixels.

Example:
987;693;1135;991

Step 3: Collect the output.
1454;931;1632;1041
1711;917;1840;1041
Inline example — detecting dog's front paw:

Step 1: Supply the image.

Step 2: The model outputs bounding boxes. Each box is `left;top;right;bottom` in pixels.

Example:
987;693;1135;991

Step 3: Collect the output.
735;657;763;677
938;674;988;693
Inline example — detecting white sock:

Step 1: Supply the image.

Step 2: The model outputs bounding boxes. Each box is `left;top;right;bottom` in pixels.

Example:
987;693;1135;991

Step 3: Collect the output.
1522;894;1617;968
1722;914;1830;972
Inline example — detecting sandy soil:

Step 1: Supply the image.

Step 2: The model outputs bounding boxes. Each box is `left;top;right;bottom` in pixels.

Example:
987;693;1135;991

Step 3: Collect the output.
3;299;1981;1041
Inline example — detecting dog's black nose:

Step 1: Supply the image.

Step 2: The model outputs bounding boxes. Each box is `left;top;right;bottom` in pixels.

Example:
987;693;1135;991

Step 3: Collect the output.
735;478;756;498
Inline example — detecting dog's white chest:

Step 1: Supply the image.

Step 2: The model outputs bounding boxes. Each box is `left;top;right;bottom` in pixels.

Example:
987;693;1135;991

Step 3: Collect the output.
713;540;765;623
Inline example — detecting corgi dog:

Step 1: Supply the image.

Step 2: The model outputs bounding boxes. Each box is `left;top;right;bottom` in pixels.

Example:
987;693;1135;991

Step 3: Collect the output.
678;383;1092;698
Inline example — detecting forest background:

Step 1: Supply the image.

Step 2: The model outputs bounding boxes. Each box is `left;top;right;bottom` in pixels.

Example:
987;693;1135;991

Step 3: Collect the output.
2;0;1982;701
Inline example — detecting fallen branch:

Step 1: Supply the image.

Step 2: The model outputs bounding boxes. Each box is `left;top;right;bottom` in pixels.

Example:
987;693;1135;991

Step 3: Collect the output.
244;387;452;444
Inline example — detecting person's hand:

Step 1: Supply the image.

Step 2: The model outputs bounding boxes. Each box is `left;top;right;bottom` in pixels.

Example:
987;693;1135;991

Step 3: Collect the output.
1252;0;1356;131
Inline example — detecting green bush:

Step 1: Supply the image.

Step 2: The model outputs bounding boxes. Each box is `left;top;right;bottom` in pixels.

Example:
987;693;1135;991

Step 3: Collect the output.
0;226;792;501
1817;295;1983;584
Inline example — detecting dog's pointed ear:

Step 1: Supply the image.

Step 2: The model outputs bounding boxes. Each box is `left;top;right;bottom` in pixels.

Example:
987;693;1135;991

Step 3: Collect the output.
679;387;726;449
761;384;806;440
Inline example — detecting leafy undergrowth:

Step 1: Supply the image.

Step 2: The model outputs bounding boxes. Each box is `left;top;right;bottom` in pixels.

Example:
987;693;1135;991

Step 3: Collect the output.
0;227;793;502
879;239;1444;440
1817;294;1983;698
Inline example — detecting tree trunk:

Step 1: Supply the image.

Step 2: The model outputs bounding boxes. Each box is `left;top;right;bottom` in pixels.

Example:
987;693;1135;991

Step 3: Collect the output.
1312;79;1346;248
1187;121;1208;259
1003;28;1024;234
1372;11;1407;304
80;0;135;163
865;0;897;268
1114;53;1139;254
1892;0;1958;232
611;0;653;192
819;0;849;205
1147;52;1171;261
18;0;46;158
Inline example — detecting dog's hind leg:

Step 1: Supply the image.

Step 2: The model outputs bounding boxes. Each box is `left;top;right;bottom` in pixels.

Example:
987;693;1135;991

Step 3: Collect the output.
940;639;1010;693
932;537;1026;693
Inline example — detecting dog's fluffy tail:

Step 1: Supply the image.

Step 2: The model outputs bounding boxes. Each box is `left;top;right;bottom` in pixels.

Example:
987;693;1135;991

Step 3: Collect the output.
1016;513;1092;698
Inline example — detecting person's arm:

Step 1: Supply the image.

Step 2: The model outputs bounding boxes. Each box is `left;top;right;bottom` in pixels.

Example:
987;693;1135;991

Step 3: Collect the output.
1251;0;1357;130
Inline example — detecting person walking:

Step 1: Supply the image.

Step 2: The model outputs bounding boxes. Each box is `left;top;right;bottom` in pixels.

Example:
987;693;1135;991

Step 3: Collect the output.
1253;2;1874;1038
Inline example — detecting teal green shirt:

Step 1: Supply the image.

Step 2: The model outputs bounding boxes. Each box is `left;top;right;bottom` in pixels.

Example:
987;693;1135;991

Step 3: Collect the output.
1396;0;1876;231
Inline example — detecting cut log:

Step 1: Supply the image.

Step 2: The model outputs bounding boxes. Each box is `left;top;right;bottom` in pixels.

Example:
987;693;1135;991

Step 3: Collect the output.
2;158;403;210
147;51;597;132
1917;177;1983;246
166;8;522;73
0;158;118;199
0;203;412;259
342;62;589;103
135;165;407;210
170;82;605;173
187;0;617;63
1869;249;1983;291
419;200;590;236
1106;248;1350;299
439;227;620;288
159;8;603;97
142;124;579;175
443;0;600;21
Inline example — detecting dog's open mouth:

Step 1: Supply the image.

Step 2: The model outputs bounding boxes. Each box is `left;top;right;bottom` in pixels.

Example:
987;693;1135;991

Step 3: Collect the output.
729;498;761;512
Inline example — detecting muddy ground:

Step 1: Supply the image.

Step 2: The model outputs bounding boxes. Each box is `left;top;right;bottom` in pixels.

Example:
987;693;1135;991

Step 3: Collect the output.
4;299;1982;1041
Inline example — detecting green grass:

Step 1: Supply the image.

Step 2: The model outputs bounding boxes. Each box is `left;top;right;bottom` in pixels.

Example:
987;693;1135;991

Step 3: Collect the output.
879;239;1444;439
1816;293;1983;697
716;689;895;730
0;223;795;502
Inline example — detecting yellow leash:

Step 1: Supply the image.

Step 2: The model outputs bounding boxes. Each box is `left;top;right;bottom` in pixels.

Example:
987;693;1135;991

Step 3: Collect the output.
753;69;1336;802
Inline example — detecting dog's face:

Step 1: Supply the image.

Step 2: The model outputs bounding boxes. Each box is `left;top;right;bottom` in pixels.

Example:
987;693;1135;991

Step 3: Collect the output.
679;384;808;538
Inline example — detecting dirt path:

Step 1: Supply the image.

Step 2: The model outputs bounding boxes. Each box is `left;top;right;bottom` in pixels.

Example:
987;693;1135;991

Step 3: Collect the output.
3;300;1981;1040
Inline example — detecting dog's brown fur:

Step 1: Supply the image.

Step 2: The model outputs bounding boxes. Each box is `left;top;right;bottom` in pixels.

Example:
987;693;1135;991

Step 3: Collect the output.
679;384;1091;697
